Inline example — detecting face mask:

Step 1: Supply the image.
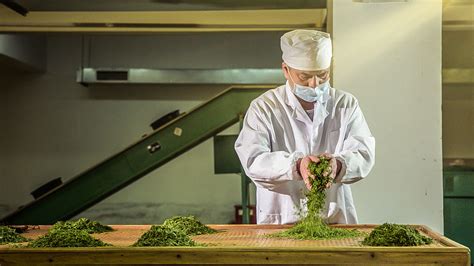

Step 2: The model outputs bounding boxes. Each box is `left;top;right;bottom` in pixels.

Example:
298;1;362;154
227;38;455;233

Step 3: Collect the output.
288;71;330;102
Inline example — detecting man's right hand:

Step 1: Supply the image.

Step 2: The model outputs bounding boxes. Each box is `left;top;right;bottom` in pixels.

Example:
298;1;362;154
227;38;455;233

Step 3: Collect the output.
297;155;320;190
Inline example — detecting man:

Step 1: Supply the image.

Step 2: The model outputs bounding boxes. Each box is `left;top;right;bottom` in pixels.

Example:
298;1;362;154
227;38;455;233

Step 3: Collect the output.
234;29;375;225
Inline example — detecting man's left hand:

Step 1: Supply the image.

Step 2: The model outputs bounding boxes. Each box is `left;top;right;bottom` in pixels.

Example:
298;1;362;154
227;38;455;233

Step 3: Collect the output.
320;153;342;180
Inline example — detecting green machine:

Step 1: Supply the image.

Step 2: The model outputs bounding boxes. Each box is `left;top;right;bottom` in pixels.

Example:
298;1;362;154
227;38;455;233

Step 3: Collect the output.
0;86;272;225
443;165;474;260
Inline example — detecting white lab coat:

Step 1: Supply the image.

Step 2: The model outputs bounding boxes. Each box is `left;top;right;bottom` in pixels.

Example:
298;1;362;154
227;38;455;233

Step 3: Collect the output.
234;82;375;224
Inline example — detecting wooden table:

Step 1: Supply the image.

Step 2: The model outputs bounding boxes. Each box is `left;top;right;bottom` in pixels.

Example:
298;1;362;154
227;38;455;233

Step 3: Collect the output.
0;224;470;265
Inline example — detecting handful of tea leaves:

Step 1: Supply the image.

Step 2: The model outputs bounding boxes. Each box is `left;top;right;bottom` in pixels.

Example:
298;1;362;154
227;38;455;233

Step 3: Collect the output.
133;225;196;247
51;218;113;234
271;156;363;240
306;157;333;217
27;228;110;248
163;216;217;236
0;226;29;244
362;223;433;246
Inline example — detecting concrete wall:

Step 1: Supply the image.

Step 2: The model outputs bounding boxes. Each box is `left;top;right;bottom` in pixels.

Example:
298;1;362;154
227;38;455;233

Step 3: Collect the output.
329;0;443;232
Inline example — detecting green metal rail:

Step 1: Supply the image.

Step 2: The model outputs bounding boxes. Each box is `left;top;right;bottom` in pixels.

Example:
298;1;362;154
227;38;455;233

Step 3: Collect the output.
443;166;474;258
1;86;271;225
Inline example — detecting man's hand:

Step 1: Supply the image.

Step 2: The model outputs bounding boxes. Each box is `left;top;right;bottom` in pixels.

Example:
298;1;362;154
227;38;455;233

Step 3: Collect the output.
297;155;320;190
297;154;342;190
320;153;341;181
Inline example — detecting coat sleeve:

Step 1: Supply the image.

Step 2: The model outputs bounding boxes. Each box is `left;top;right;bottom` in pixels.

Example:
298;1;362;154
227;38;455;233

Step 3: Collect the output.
234;103;304;191
333;102;376;184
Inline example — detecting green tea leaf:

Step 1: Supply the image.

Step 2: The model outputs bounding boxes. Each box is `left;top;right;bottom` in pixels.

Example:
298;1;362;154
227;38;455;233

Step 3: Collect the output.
163;216;217;236
362;223;433;246
0;226;29;244
133;225;197;247
51;218;113;234
28;228;110;248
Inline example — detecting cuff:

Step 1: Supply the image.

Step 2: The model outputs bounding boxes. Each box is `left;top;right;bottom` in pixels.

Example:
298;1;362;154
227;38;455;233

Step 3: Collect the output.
289;151;304;180
333;155;347;183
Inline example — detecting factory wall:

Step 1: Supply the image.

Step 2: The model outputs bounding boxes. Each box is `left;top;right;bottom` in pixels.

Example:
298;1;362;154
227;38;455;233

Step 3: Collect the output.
329;0;444;232
0;32;285;223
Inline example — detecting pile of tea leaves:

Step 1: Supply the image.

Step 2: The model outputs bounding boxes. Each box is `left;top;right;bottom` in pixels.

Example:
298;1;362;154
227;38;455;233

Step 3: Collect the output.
51;218;113;234
133;225;197;247
163;216;217;236
273;216;362;240
0;226;29;244
27;228;110;248
362;223;433;246
271;156;363;240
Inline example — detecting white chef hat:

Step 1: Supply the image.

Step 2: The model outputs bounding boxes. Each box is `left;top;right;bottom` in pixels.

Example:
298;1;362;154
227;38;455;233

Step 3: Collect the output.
280;29;332;71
